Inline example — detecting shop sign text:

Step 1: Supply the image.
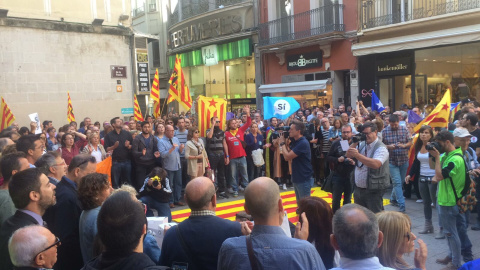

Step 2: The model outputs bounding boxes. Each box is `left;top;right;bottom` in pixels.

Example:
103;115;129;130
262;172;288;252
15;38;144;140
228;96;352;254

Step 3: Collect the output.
376;57;412;76
287;51;323;71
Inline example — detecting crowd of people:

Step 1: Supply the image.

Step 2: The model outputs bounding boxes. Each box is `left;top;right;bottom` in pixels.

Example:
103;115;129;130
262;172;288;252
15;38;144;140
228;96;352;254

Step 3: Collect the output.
0;99;479;270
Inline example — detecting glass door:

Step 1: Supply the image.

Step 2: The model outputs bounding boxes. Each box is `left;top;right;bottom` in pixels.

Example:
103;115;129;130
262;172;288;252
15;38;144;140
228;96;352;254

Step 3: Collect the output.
378;77;394;110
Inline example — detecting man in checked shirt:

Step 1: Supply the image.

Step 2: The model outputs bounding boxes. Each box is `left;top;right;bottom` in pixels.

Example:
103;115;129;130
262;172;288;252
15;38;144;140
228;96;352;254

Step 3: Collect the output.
382;114;412;212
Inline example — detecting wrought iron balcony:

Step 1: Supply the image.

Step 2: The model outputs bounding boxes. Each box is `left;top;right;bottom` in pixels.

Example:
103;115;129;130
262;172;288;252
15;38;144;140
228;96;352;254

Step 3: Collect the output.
133;6;145;17
361;0;480;30
169;0;250;26
258;4;344;47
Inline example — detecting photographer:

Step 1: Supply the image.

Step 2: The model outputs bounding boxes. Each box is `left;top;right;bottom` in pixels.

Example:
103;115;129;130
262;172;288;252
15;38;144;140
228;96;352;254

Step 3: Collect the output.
429;130;471;269
327;125;355;213
346;122;390;213
280;121;313;202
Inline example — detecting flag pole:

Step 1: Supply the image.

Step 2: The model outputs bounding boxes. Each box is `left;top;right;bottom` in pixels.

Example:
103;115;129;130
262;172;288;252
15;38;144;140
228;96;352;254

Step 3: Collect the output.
160;96;169;117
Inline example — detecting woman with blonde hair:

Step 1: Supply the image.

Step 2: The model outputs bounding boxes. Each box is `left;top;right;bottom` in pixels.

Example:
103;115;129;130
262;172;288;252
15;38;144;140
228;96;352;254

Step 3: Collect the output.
377;211;428;270
81;132;107;163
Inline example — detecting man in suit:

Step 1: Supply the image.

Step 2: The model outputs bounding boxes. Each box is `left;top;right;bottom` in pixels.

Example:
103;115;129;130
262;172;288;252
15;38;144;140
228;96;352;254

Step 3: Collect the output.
44;154;96;270
0;168;56;270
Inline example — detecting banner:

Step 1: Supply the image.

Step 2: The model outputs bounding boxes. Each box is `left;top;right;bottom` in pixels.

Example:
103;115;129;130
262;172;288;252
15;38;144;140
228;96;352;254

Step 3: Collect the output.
263;97;300;120
197;95;227;137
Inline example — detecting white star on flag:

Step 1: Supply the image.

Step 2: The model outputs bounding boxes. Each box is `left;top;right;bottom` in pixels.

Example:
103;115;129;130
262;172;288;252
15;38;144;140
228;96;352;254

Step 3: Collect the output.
377;101;384;108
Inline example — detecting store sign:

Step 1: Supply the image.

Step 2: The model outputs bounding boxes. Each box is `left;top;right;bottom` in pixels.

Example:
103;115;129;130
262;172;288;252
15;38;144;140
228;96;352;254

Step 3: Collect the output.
202;45;218;66
170;15;242;49
137;63;150;92
287;51;323;71
376;57;411;76
111;66;127;78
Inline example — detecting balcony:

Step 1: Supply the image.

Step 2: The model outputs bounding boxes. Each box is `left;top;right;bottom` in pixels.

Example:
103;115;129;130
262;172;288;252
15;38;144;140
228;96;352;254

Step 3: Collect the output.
169;0;250;26
258;4;344;47
133;6;145;17
361;0;480;30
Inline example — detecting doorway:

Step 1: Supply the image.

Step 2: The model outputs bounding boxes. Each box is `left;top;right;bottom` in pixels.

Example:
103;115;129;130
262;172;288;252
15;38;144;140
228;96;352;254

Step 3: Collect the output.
378;75;411;111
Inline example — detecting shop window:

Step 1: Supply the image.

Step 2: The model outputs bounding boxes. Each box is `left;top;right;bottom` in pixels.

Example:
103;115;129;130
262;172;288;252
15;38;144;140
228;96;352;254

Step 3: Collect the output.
415;42;480;104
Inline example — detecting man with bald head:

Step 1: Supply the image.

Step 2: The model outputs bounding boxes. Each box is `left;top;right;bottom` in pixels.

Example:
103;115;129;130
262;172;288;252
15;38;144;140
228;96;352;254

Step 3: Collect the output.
159;177;243;270
330;204;393;270
218;177;326;270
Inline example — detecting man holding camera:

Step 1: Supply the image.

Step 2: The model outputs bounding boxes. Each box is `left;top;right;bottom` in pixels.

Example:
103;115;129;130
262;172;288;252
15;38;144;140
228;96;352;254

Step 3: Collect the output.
346;122;390;213
429;130;471;269
280;121;313;202
327;125;355;213
382;114;411;212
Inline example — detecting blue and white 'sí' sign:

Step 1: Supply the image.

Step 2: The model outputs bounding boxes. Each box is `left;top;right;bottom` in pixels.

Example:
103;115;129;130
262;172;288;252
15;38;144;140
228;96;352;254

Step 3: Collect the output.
263;97;300;120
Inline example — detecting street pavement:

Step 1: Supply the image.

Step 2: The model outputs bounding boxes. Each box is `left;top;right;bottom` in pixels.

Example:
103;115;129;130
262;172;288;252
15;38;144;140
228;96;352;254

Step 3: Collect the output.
171;186;480;269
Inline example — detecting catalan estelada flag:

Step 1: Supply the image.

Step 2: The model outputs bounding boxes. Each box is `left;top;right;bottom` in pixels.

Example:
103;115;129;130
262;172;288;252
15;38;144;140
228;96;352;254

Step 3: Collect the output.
150;69;160;118
67;92;75;123
450;102;460;122
197;95;226;137
413;89;451;133
168;55;192;110
133;95;144;122
1;97;15;131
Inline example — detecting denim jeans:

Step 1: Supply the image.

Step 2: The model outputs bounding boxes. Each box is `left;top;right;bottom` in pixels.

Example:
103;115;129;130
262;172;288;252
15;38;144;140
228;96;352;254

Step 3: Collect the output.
246;156;262;182
293;178;314;203
390;162;408;211
331;173;352;213
112;160;132;188
418;180;437;220
438;205;471;267
229;157;249;192
139;195;172;222
167;169;182;203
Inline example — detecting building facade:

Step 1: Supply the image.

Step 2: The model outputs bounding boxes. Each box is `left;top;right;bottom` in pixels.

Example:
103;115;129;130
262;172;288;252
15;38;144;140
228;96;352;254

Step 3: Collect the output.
257;0;358;109
0;0;136;127
353;0;480;111
166;0;259;113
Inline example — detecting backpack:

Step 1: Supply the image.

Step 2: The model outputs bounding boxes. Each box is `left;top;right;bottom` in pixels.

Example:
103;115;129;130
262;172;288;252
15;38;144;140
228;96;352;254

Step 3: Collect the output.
447;153;477;213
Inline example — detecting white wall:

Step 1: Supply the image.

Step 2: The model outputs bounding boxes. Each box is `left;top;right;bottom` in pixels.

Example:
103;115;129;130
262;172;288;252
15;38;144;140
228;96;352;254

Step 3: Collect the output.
0;26;134;128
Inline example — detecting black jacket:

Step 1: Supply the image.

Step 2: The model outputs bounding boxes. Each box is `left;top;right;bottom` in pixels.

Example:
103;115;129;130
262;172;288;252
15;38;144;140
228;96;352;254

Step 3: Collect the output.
326;139;355;178
43;177;84;270
81;252;166;270
0;211;39;270
132;135;159;166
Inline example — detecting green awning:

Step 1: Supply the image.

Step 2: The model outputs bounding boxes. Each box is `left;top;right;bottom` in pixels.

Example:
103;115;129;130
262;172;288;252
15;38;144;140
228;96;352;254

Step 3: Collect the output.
169;38;252;69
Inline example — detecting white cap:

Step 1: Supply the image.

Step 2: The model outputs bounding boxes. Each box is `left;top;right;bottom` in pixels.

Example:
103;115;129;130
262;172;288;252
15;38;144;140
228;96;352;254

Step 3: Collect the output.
453;127;473;138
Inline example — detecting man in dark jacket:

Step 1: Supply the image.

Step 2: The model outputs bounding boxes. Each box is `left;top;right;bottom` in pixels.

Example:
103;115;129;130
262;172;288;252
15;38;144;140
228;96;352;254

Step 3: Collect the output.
327;124;356;213
132;121;160;191
43;154;96;270
82;191;163;270
0;168;56;270
159;177;244;270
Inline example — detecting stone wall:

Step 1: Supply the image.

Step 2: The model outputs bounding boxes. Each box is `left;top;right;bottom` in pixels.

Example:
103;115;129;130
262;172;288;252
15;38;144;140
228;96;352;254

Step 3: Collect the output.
0;20;135;128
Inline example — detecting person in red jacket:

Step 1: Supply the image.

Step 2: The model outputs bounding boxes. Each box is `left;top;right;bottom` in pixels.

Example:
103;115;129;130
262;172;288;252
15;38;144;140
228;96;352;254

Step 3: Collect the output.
224;105;251;197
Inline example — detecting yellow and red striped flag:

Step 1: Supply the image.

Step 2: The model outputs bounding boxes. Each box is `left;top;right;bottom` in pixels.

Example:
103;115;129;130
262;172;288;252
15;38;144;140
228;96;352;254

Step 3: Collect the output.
134;95;144;122
168;55;192;110
197;95;227;137
150;69;160;118
67;92;75;123
1;97;15;131
413;89;451;133
450;102;460;122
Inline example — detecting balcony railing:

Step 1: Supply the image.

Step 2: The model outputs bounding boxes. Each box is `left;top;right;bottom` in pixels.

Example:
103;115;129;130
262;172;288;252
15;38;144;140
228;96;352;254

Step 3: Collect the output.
149;3;157;12
258;4;344;46
133;6;145;17
361;0;480;30
169;0;250;26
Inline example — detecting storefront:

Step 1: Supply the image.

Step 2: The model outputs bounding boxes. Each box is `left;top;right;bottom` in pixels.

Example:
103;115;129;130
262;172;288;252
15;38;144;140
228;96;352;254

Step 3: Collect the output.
259;40;357;109
167;3;257;113
358;42;480;111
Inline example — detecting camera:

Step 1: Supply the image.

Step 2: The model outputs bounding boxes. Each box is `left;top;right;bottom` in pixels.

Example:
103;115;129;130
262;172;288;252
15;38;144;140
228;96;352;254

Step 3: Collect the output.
352;133;366;143
151;176;162;187
273;126;290;139
426;142;441;151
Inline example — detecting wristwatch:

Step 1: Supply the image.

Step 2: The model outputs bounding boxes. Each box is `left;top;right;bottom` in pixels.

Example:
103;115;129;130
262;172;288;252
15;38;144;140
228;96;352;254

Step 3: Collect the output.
280;142;285;146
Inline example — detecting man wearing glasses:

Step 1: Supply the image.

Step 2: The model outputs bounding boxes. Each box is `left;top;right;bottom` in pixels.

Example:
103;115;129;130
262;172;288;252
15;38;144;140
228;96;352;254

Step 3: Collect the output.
0;168;56;270
346;122;390;213
8;225;60;269
460;113;480;162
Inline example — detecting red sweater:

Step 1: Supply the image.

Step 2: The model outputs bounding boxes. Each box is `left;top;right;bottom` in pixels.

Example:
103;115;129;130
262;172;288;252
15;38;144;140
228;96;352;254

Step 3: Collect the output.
225;117;251;160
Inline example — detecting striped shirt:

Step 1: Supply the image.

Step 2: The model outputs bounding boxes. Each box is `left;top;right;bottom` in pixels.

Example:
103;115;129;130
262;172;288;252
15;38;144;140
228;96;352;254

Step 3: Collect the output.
174;129;188;157
321;128;331;153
